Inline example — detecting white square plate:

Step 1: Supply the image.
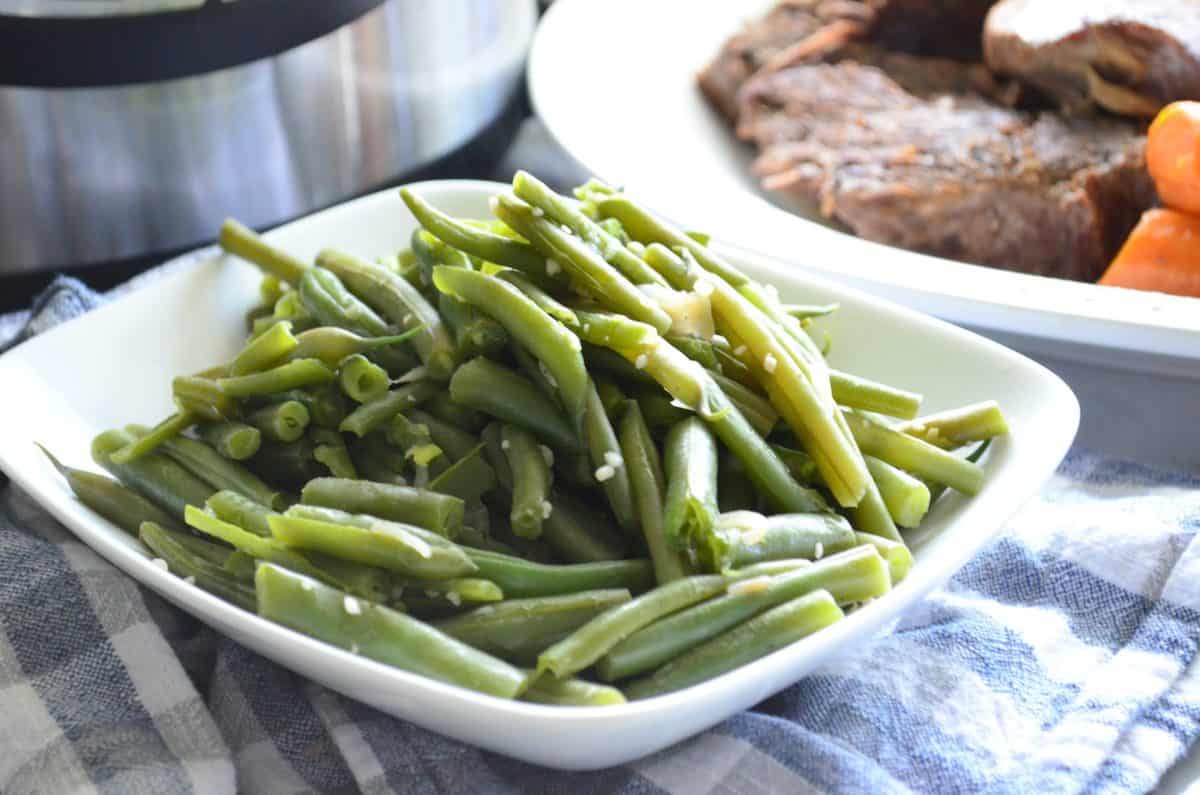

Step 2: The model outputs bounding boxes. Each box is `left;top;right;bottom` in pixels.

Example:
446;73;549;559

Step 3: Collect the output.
0;180;1078;770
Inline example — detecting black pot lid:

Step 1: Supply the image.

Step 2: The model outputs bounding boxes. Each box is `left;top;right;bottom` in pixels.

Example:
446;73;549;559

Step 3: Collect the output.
0;0;387;88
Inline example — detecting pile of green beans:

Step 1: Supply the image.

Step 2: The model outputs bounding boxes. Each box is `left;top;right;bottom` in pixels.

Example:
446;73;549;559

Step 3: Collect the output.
42;172;1009;705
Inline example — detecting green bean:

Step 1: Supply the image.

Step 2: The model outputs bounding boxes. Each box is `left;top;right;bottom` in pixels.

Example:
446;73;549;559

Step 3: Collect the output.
308;554;392;604
663;417;719;555
428;443;496;503
251;386;349;430
581;343;656;387
255;563;527;699
501;424;553;539
197;421;262;460
109;411;196;464
929;440;992;505
91;429;216;519
401;188;551;278
626;590;843;699
144;430;286;510
448;357;579;452
337;354;390;404
537;575;728;679
641;243;693;289
297;266;391;337
338;381;439;437
269;513;476;580
434;266;589;428
598;546;889;680
310;428;358;479
594;379;625;418
829;371;922;420
492;193;672;333
667;336;721;370
582;382;637;534
139;522;256;611
217;358;334;399
540;491;628;563
250;438;320;486
843;410;985;495
172;376;235;421
185;506;331;581
408;410;478;461
425;393;488;433
246;400;310;443
770;444;821;486
219;219;307;285
493;270;578;325
206;489;274;537
39;444;179;535
864;455;930;528
399;577;503;605
411;230;511;360
512;171;667;286
229;320;298;376
271;290;314;330
854;532;913;584
260;274;286;305
431;589;632;665
595;195;749;287
290;327;418;369
521;674;626;706
708;371;778;437
635;391;690;433
895;400;1008;450
617;402;690;585
316;248;456;379
466;549;654;599
712;511;857;570
301;477;464;538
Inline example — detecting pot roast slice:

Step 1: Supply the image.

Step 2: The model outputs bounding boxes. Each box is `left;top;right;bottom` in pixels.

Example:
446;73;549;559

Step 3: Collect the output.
984;0;1200;118
738;59;1154;279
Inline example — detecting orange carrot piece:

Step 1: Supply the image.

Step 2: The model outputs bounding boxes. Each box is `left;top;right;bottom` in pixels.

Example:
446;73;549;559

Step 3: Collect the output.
1099;208;1200;298
1147;101;1200;215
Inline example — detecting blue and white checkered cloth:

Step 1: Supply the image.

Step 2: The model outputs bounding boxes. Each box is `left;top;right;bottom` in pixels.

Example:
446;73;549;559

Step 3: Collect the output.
2;276;1199;794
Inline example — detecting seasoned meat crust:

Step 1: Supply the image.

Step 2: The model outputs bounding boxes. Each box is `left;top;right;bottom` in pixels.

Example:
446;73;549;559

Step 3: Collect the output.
738;60;1154;279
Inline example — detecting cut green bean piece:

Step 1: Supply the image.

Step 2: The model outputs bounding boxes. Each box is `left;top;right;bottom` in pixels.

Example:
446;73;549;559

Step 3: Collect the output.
428;443;496;504
501;424;553;539
300;477;464;538
185;506;330;583
537;575;728;679
663;417;720;556
708;371;778;437
140;522;256;611
145;430;286;511
198;422;261;460
172;377;235;421
217;359;335;398
230;320;298;376
829;371;922;419
246;400;310;443
206;489;274;537
617;402;690;584
465;550;654;599
92;429;216;519
626;590;843;699
865;455;930;528
582;382;637;534
895;401;1009;450
219;219;307;285
854;532;913;584
39;444;179;536
448;357;579;452
338;354;390;404
599;546;889;681
255;563;527;699
290;327;419;369
399;577;502;604
408;410;478;461
298;266;391;338
338;381;439;437
843;410;985;495
110;411;196;464
521;674;626;707
929;440;992;505
432;589;632;665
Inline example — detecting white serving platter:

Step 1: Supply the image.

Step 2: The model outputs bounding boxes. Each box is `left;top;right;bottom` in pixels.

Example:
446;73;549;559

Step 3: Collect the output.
0;180;1078;770
528;0;1200;371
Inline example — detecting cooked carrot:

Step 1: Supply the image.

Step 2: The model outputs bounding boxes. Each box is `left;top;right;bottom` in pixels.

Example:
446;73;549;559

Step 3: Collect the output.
1099;209;1200;298
1147;101;1200;215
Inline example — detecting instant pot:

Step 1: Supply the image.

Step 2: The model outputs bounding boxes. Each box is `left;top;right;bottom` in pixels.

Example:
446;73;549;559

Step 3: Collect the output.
0;0;536;283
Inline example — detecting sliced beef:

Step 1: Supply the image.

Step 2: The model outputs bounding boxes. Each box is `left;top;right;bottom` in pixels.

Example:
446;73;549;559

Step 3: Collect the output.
698;1;875;121
738;60;1154;279
868;0;998;61
984;0;1200;118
